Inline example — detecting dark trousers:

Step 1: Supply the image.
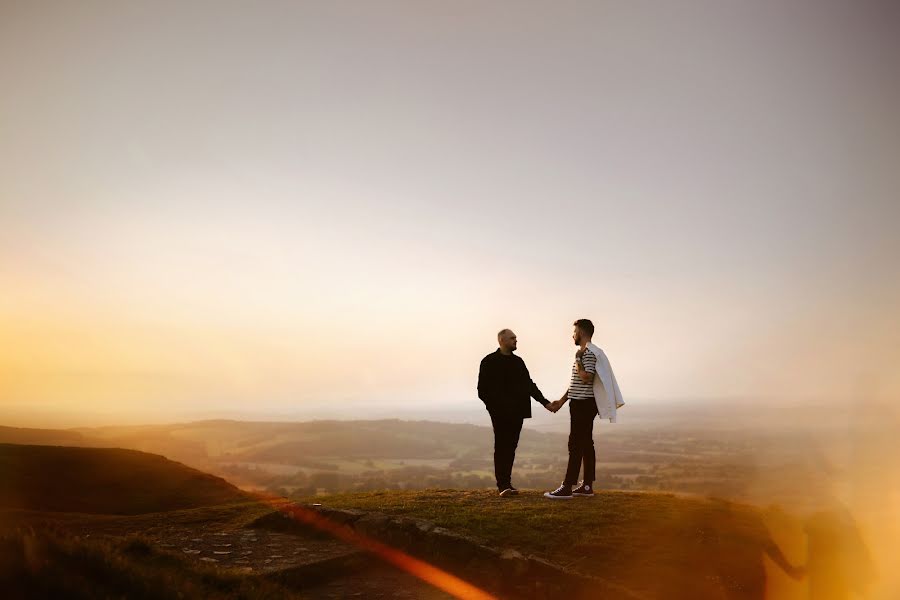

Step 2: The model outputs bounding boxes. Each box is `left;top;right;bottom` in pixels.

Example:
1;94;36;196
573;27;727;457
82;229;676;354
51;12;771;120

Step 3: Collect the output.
564;400;598;486
489;413;523;490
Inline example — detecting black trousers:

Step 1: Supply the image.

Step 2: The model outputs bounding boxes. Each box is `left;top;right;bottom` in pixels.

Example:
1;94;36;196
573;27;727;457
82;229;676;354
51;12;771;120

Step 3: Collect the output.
489;413;523;490
564;400;598;486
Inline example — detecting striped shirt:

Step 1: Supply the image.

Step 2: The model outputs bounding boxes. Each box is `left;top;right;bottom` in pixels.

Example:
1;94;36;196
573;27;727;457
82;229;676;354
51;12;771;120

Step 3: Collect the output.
568;348;597;401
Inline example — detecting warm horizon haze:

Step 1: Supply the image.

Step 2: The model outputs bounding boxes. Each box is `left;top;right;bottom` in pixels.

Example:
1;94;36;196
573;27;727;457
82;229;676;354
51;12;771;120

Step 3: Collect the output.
2;1;898;429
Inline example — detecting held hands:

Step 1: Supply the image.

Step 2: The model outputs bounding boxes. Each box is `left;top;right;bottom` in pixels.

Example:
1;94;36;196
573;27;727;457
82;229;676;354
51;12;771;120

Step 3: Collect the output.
545;399;564;413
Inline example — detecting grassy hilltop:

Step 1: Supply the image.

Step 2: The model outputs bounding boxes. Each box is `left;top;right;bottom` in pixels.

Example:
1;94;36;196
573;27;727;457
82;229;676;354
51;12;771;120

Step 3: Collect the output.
303;489;809;599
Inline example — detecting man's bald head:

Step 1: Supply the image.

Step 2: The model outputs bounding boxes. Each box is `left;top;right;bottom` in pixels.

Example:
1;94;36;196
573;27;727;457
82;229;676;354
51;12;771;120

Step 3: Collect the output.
497;329;517;353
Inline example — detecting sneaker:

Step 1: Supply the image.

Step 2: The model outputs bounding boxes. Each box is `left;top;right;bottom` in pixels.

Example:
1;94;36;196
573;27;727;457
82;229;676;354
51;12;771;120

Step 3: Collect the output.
572;482;595;497
543;484;573;499
499;487;518;497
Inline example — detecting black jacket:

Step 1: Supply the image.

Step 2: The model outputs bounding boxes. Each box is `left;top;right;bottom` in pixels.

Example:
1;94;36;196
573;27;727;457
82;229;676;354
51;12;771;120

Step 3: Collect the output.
477;349;549;419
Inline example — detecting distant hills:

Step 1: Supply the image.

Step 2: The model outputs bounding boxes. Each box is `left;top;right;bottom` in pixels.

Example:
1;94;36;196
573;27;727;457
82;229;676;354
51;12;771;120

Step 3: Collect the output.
3;413;896;517
0;443;249;514
0;425;89;447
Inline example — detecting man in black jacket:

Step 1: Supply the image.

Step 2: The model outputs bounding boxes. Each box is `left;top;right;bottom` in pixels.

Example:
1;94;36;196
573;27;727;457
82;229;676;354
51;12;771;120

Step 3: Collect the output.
477;329;555;497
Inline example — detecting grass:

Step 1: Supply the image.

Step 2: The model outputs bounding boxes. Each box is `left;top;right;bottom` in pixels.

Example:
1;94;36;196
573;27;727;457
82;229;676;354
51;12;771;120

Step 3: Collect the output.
1;500;276;540
300;489;806;598
299;489;713;556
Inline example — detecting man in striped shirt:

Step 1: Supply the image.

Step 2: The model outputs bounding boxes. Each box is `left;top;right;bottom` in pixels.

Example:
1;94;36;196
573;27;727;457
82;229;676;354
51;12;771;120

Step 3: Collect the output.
544;319;600;499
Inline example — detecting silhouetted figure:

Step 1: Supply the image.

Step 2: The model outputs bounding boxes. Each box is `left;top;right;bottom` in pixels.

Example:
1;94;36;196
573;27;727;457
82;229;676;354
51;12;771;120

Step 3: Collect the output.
477;329;553;497
699;500;804;599
803;500;876;600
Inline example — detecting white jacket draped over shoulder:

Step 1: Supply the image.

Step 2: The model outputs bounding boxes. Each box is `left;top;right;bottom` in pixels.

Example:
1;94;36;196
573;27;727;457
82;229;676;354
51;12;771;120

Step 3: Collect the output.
586;342;624;423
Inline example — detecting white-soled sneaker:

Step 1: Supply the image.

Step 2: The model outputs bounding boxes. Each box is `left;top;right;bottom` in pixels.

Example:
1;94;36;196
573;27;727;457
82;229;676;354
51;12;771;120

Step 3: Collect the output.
572;482;595;497
499;487;518;497
543;484;574;499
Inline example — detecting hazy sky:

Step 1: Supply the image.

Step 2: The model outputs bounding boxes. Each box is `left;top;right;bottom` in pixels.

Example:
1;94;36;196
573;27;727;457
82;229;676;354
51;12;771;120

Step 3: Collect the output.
1;1;898;425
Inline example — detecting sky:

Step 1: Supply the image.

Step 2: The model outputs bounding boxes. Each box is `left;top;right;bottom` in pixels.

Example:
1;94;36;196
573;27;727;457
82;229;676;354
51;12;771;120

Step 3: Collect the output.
1;1;898;426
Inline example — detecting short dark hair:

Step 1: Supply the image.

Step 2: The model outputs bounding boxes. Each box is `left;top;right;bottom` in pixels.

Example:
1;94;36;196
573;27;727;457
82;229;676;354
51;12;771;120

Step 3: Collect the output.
573;319;594;336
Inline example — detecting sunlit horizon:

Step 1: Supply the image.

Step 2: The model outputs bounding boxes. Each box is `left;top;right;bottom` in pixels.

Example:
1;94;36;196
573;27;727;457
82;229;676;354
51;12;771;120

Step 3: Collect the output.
2;0;898;427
